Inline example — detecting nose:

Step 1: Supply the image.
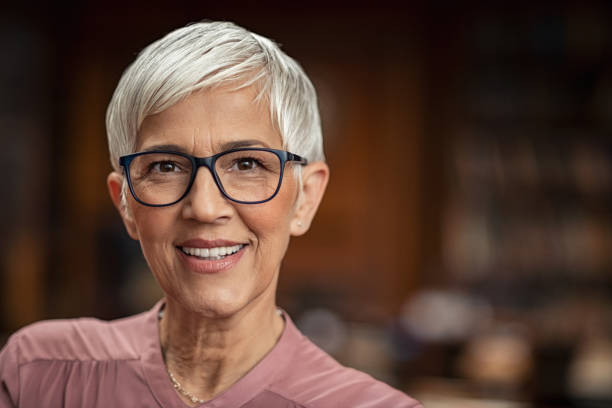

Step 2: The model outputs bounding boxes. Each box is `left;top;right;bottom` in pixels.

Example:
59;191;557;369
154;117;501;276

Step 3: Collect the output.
181;167;233;223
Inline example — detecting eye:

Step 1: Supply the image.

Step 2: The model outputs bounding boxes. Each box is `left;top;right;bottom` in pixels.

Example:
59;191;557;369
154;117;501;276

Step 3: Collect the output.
235;158;259;171
152;161;180;173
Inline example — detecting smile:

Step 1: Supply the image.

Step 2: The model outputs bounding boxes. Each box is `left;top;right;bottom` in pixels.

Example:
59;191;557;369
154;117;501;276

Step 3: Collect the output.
180;244;245;260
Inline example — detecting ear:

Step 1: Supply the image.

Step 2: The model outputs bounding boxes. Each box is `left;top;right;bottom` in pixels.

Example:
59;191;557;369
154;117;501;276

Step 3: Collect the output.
290;161;330;236
107;171;139;240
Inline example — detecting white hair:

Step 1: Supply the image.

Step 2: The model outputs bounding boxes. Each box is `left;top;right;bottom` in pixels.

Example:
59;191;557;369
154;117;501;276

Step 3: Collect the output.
106;21;324;176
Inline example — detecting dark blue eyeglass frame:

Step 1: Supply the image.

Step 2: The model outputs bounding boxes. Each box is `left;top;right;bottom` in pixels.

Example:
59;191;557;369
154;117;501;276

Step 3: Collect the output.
119;147;308;207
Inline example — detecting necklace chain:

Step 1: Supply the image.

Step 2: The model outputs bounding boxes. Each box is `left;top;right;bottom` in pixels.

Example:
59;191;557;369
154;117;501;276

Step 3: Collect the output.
160;309;204;404
160;306;284;405
167;369;206;405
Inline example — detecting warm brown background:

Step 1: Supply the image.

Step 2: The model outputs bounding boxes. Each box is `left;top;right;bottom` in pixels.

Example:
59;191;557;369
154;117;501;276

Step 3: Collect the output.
0;3;431;324
1;2;611;407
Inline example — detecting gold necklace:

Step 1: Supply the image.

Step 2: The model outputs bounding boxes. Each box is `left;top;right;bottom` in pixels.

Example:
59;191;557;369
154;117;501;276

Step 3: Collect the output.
167;369;206;404
161;310;205;404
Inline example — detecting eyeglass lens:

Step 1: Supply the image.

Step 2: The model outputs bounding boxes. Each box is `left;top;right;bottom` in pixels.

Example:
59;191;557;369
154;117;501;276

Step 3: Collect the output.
128;150;283;205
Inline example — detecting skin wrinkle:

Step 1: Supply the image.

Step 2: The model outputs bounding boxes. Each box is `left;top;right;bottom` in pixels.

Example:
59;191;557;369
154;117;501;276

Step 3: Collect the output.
107;84;329;405
160;278;281;398
134;86;290;401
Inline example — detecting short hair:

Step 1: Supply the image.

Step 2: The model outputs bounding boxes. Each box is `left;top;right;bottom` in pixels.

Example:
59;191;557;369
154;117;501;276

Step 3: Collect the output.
106;21;324;173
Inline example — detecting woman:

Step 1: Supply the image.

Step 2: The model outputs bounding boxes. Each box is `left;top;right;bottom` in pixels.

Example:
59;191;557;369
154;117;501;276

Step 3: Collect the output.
0;21;422;407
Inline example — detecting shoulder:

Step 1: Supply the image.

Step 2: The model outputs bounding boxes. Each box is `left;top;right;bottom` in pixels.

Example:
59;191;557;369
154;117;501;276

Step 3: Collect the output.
5;309;151;364
268;318;423;408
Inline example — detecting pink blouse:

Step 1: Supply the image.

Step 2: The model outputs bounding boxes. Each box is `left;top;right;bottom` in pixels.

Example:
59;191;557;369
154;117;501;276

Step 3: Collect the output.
0;300;423;407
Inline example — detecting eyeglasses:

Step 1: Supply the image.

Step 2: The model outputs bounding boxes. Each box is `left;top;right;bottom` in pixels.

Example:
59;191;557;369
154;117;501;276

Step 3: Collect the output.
119;148;308;206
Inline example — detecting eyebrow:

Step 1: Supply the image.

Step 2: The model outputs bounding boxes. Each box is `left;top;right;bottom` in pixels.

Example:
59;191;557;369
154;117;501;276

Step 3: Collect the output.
140;139;271;154
220;140;270;150
141;144;186;153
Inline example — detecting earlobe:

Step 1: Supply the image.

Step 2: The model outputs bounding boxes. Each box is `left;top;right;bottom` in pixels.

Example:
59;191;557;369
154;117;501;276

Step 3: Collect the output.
290;162;329;236
107;172;139;240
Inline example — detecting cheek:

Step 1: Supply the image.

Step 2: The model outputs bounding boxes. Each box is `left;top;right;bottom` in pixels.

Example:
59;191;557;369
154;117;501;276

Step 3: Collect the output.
135;206;175;237
243;187;297;255
132;206;178;258
247;205;292;243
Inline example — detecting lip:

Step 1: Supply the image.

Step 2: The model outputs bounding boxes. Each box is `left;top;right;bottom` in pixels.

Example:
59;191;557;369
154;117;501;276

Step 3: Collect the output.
176;238;247;275
178;238;245;248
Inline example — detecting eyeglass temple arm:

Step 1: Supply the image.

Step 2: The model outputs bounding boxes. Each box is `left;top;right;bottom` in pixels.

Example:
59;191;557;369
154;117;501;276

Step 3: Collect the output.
288;152;308;165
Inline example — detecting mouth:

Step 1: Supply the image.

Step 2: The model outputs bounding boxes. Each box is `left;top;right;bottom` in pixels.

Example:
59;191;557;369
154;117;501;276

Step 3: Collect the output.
179;244;246;261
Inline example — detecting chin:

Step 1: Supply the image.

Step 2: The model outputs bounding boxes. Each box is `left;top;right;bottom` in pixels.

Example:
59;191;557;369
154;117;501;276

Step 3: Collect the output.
176;286;259;319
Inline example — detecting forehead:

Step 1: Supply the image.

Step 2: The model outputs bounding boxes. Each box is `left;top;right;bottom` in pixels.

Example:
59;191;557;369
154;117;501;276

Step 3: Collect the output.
136;85;282;153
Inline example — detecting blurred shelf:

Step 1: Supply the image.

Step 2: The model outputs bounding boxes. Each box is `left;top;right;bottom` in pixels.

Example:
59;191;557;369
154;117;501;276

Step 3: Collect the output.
424;6;612;407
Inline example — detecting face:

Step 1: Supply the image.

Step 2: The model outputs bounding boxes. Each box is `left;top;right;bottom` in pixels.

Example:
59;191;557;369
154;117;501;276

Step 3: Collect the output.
108;85;328;318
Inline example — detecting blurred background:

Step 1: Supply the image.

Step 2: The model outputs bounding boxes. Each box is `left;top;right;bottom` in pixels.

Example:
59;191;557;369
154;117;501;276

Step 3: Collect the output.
1;1;611;407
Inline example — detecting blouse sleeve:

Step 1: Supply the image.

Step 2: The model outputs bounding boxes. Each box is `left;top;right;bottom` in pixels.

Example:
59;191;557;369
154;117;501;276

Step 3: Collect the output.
0;336;19;408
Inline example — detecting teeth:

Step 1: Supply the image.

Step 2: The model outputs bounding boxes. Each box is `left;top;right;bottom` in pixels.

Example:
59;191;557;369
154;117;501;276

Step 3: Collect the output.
181;244;243;259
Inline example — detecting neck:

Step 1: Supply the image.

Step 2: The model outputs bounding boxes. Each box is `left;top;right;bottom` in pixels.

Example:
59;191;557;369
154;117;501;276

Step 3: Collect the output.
159;296;284;404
